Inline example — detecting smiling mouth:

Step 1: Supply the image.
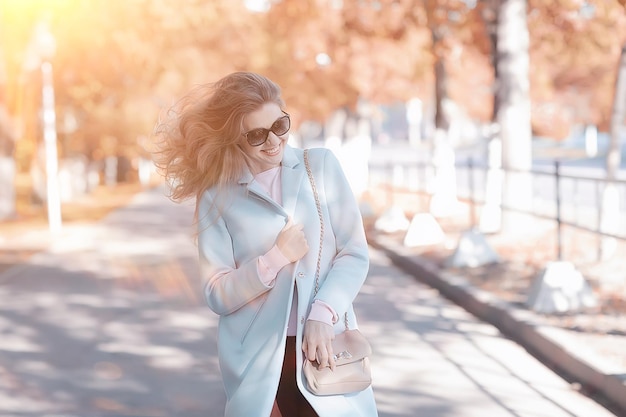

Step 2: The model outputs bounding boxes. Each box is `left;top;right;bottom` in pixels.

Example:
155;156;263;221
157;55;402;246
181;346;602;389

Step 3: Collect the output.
264;145;281;156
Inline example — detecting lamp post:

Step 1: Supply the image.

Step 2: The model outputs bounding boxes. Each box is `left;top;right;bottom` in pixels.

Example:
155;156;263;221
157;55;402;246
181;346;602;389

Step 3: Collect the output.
32;23;62;232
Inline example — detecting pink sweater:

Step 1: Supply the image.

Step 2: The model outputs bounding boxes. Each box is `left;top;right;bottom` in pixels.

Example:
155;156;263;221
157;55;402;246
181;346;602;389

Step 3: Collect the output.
254;167;338;336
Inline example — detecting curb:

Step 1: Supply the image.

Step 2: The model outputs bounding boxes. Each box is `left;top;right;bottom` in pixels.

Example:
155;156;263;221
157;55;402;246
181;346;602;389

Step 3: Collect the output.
369;234;626;416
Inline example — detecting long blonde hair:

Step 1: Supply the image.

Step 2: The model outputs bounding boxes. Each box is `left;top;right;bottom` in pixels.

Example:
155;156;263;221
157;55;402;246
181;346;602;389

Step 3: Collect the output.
152;72;285;207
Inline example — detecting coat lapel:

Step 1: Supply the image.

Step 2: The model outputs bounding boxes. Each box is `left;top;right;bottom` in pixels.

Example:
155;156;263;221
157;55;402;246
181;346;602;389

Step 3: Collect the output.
237;145;304;218
280;145;304;217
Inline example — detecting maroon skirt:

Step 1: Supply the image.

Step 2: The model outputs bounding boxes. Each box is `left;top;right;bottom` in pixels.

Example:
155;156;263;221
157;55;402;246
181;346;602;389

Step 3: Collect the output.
274;336;318;417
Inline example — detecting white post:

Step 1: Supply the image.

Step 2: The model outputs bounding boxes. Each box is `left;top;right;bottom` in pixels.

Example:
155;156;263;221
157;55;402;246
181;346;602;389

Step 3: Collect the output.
41;61;62;232
600;183;619;259
480;135;503;233
584;124;598;158
429;128;460;217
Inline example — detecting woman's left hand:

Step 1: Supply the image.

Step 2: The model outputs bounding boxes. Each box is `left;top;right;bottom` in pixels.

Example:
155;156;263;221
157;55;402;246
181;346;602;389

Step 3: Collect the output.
303;320;336;370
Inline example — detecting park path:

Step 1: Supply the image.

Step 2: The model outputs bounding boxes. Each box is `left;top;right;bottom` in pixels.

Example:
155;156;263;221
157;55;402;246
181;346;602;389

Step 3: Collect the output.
0;186;615;416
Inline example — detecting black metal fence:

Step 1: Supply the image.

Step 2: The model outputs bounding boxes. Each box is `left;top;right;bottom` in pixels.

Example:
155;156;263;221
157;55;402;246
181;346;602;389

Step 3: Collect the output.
368;158;626;262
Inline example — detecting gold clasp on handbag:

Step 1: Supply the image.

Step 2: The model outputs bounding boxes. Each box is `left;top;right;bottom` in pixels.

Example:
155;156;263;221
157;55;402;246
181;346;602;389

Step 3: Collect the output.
333;350;352;361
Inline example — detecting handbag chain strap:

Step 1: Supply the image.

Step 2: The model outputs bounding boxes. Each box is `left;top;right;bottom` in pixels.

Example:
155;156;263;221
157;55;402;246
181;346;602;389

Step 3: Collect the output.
304;149;324;297
303;149;349;331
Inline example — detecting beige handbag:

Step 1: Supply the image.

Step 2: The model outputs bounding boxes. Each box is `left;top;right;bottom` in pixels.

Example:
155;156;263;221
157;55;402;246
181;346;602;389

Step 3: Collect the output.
302;149;372;396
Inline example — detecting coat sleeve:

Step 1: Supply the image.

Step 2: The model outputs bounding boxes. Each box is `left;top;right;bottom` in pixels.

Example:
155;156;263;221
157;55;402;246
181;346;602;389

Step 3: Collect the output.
196;191;274;316
312;149;370;319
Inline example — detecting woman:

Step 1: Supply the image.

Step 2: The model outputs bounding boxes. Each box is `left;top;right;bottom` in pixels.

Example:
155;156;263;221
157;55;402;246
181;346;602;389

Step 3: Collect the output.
154;72;378;417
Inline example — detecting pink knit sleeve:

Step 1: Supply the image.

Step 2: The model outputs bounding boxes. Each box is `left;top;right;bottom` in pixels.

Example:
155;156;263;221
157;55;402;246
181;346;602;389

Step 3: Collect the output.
257;244;291;286
307;299;339;326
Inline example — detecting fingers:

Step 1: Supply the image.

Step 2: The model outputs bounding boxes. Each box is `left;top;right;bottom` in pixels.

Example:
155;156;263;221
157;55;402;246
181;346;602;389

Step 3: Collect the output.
303;321;335;369
276;217;308;262
284;216;294;229
283;217;304;230
315;341;336;370
316;348;330;369
283;219;303;233
304;338;316;362
328;343;336;371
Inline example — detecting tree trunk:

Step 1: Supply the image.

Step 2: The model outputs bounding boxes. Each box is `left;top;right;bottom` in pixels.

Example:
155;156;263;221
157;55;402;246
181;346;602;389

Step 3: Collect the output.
433;56;450;132
482;0;499;121
495;0;533;235
424;3;459;217
0;41;16;221
427;9;450;133
479;0;503;233
0;120;16;221
607;44;625;182
600;43;626;259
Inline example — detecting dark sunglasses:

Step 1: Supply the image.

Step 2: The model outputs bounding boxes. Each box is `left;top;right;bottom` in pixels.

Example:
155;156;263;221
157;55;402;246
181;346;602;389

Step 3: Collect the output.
243;112;291;146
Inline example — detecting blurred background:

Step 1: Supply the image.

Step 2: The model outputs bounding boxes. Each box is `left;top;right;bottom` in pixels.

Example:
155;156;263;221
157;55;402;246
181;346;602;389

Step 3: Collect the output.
0;0;625;290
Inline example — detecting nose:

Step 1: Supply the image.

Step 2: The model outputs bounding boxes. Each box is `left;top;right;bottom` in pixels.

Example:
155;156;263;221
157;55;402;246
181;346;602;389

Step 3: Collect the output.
266;131;284;146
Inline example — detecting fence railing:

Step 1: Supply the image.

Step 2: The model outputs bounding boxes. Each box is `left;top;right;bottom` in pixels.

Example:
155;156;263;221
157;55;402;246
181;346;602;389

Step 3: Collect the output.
368;158;626;262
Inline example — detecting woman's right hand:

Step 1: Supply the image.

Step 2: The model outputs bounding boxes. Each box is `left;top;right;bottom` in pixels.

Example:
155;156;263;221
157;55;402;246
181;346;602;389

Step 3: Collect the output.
275;217;309;262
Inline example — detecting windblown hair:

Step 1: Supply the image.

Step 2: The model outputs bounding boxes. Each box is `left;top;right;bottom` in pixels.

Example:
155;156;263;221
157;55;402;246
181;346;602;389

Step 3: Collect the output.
152;72;284;207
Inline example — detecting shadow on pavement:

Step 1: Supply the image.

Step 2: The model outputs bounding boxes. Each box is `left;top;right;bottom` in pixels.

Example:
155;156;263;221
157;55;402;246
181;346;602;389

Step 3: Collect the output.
0;188;616;417
358;251;606;417
0;259;225;417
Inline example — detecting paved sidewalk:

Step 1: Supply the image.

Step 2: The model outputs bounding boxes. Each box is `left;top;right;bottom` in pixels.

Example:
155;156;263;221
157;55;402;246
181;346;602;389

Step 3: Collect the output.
0;187;618;416
368;233;625;416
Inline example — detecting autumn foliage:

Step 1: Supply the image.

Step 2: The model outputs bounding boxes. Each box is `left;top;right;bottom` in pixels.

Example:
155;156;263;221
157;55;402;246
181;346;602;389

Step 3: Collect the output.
0;0;624;170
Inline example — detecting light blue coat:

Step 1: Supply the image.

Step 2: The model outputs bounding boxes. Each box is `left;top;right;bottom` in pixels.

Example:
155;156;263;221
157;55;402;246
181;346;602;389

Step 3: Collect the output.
197;146;378;417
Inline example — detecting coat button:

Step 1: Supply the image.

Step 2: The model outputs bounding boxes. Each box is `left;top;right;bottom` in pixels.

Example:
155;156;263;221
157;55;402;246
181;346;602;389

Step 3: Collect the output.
297;272;305;278
300;317;305;325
